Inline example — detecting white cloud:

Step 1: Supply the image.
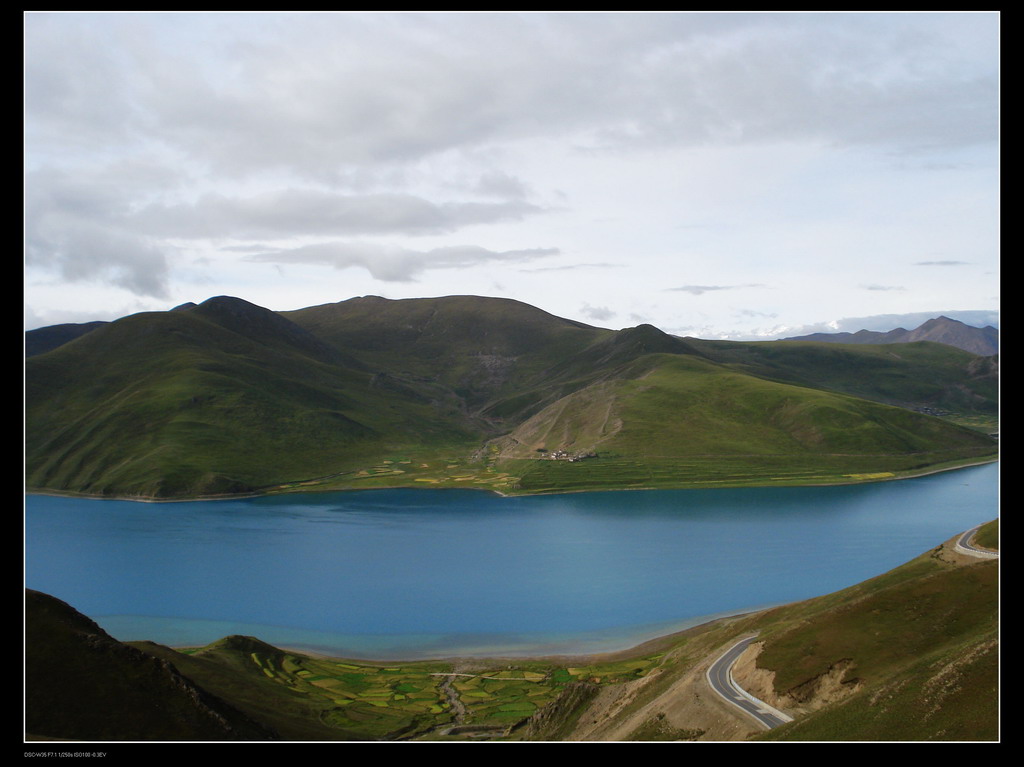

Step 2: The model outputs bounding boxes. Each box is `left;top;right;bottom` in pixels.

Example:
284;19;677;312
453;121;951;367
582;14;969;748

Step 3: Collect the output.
25;167;172;298
23;12;999;337
666;284;764;295
26;13;999;179
127;189;546;239
244;242;559;282
580;303;616;322
474;170;530;200
519;262;623;273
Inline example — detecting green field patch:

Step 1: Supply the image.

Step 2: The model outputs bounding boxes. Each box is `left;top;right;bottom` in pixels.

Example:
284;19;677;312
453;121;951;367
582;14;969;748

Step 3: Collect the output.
358;688;393;699
477;678;514;688
498;701;537;713
310;678;349;691
396;701;435;713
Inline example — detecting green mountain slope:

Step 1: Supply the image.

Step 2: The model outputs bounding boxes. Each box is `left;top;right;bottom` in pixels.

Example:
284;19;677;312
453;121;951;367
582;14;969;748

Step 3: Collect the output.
543;523;999;742
499;352;990;457
748;522;998;741
25;297;474;497
490;351;996;492
282;294;611;417
25;320;108;357
25;590;275;741
689;337;998;415
26;295;997;499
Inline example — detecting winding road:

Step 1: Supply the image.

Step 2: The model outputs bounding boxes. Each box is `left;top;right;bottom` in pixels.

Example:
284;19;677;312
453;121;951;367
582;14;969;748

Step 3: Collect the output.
955;524;999;559
706;636;793;730
707;522;997;731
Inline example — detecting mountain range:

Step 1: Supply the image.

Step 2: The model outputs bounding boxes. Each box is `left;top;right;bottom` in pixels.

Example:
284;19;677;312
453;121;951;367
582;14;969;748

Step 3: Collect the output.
25;295;998;499
783;315;998;356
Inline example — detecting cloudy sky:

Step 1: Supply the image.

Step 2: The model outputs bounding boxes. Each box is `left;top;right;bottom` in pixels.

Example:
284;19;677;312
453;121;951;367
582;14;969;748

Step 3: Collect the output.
24;11;999;338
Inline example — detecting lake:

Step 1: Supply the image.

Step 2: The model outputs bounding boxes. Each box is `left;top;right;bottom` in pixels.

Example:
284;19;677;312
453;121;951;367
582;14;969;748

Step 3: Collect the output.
25;462;997;659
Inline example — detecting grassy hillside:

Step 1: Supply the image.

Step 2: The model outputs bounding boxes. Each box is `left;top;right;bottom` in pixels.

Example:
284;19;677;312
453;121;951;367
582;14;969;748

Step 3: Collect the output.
25;298;477;497
25;590;275;741
528;522;999;742
492;353;996;493
25;587;672;742
749;522;998;740
26;295;998;499
283;294;609;412
690;338;999;415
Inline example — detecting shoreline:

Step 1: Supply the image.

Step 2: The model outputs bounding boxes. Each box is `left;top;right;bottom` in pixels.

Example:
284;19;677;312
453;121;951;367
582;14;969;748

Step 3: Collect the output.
24;454;998;505
166;605;774;667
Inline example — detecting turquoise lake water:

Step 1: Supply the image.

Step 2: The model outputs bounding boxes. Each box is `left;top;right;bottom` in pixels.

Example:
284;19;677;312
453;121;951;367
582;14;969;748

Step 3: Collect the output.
24;462;997;659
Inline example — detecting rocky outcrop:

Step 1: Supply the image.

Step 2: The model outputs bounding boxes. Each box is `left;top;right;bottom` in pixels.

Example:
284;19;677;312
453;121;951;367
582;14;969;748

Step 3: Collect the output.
731;641;862;717
515;681;600;740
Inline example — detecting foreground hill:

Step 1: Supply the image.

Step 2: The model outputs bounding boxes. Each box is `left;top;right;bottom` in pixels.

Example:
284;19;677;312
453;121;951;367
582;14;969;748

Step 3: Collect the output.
25;295;997;499
24;522;997;742
747;520;998;740
25;590;275;741
554;521;998;742
24;320;108;357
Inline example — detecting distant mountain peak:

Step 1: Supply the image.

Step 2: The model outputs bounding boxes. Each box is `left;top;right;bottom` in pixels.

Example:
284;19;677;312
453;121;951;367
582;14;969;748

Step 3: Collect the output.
195;294;266;313
24;320;109;357
920;316;958;327
783;315;997;356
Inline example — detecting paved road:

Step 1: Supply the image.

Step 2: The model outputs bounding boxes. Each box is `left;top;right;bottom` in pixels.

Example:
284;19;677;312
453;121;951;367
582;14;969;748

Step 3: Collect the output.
706;636;793;730
955;524;999;559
